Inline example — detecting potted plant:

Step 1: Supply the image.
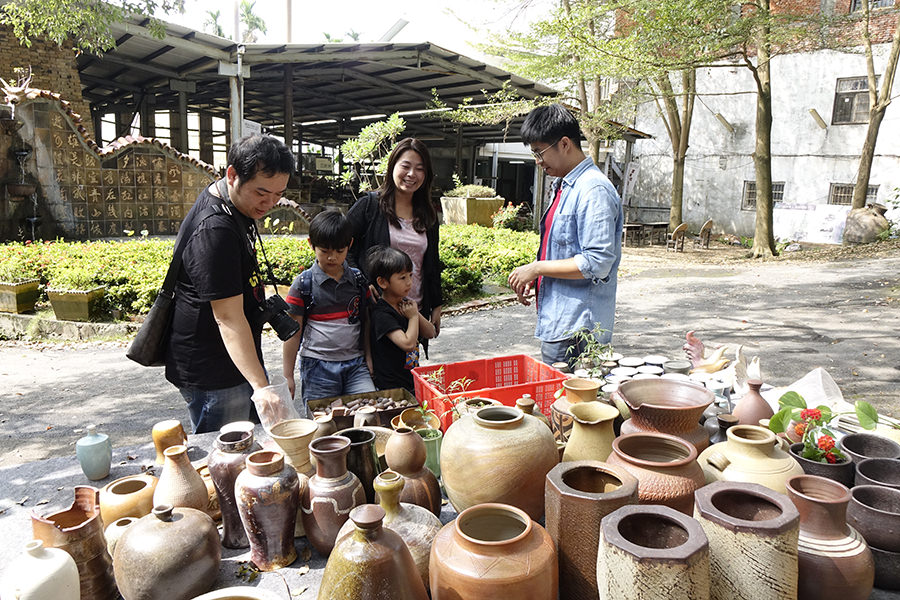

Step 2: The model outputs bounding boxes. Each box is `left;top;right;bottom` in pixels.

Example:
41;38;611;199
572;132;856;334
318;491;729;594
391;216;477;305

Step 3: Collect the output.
46;265;106;322
0;251;41;313
440;183;504;226
768;391;879;487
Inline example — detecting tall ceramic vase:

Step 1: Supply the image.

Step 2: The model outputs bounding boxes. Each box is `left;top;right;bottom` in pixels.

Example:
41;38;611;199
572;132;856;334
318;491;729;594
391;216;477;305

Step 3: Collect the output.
339;428;380;504
319;505;428;600
694;481;800;600
0;540;80;600
385;427;442;516
31;486;117;600
785;474;874;600
153;444;208;512
235;450;301;571
562;401;620;462
208;429;260;548
301;436;365;556
429;503;558;599
545;460;638;600
151;419;187;465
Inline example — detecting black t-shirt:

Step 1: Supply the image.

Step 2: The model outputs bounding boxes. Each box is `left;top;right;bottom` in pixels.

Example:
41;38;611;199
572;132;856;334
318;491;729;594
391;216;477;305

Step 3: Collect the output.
165;186;265;390
371;298;416;393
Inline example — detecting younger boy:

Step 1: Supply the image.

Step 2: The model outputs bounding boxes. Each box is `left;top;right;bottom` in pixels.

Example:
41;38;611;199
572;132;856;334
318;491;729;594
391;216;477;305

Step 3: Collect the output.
283;210;375;408
366;246;436;392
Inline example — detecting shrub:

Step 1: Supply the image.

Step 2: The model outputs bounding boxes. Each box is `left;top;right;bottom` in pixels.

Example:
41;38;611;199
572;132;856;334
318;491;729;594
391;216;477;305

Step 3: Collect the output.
0;244;41;283
491;202;533;232
443;184;498;198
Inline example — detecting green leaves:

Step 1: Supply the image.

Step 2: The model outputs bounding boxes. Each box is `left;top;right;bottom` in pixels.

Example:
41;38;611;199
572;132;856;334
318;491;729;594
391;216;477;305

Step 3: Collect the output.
856;400;879;430
768;407;793;434
778;391;807;410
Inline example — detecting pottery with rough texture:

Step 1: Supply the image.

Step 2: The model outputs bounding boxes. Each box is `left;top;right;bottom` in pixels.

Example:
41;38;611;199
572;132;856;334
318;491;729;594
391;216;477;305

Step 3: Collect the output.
301;436;365;556
152;419;187;464
606;432;706;515
208;429;260;548
268;418;318;476
847;484;900;552
785;475;874;600
614;379;713;452
550;395;575;442
694;481;799;600
338;428;380;504
516;395;552;430
0;540;80;600
76;425;112;481
855;457;900;489
103;516;136;556
99;474;158;525
235;450;301;570
429;503;558;599
113;505;221;600
731;380;774;427
417;428;442;478
841;432;900;464
598;504;710;600
441;406;558;521
337;470;441;589
699;425;804;494
564;378;601;403
545;461;638;600
31;486;117;600
153;444;208;512
320;504;428;600
870;545;900;590
705;413;739;445
789;442;855;488
310;414;338;468
385;427;441;516
562;401;620;463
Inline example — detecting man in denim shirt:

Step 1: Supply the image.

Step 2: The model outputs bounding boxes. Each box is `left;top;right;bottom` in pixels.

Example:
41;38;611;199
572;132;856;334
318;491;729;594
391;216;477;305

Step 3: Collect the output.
508;104;623;367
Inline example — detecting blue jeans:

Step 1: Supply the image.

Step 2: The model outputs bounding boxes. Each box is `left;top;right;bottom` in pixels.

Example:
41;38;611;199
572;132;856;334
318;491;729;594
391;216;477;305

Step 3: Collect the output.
179;382;253;434
300;355;375;405
541;336;588;369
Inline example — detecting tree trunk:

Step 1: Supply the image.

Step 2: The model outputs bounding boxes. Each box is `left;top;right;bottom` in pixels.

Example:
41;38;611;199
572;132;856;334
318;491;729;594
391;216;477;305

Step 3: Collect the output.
590;136;601;166
654;71;695;233
851;108;886;209
750;5;777;259
670;156;685;230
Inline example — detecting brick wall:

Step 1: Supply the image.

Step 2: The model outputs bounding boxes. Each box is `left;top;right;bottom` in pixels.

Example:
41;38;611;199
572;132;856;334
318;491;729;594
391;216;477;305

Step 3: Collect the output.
0;25;92;138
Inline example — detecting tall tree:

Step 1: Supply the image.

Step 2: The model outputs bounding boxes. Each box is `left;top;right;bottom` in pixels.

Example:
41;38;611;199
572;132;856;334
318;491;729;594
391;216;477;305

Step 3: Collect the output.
850;4;900;210
204;9;226;38
239;0;267;44
0;0;184;54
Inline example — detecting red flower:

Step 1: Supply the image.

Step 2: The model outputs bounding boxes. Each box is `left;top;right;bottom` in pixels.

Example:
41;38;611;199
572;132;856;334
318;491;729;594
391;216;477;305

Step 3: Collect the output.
817;435;835;451
824;452;837;464
800;408;822;421
793;422;808;437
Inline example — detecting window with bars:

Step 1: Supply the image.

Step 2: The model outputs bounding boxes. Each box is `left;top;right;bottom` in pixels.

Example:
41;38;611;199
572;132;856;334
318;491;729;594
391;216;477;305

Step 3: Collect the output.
832;77;871;124
850;0;894;11
828;183;879;205
742;181;785;211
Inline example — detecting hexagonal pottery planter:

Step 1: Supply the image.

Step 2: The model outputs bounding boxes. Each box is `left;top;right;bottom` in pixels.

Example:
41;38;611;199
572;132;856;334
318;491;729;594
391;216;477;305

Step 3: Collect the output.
47;287;105;322
0;279;40;313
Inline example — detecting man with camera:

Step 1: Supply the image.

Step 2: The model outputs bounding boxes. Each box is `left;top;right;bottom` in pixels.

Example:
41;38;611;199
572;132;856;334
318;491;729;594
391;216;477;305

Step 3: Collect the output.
164;134;296;433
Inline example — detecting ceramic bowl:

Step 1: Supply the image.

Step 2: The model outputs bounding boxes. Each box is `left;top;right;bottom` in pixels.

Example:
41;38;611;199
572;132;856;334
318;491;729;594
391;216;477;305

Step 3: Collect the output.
841;432;900;464
856;458;900;490
870;546;900;590
847;484;900;552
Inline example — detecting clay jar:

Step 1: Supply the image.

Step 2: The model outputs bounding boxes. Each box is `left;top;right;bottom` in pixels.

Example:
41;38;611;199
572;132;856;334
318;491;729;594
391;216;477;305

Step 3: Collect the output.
207;429;260;548
856;457;900;489
76;425;112;481
545;460;638;600
385;427;442;516
516;395;551;430
310;413;338;468
268;418;318;477
562;401;620;462
31;486;117;600
153;444;208;512
429;503;558;600
235;450;301;571
693;481;800;600
320;505;428;600
790;442;855;489
339;428;381;504
1;540;80;600
301;435;365;556
614;379;713;452
698;424;803;494
731;379;773;426
113;505;221;600
597;504;710;600
99;473;158;525
785;475;874;600
846;484;900;552
441;406;558;521
104;516;136;556
606;432;706;515
551;378;601;442
151;419;187;465
840;432;900;464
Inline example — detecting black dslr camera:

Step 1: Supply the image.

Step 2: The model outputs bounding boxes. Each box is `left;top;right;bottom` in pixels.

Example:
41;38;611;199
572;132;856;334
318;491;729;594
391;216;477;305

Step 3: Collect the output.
252;294;300;341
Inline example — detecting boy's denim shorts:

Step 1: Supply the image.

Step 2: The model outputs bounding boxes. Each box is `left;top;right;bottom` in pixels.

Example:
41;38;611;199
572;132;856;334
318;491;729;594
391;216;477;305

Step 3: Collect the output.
300;355;375;405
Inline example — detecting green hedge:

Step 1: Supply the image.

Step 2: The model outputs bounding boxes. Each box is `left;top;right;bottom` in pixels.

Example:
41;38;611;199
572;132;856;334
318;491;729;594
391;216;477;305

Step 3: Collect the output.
0;225;538;316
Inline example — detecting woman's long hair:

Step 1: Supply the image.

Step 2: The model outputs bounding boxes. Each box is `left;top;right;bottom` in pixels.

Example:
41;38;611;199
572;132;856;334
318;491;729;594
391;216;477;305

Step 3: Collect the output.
376;137;436;232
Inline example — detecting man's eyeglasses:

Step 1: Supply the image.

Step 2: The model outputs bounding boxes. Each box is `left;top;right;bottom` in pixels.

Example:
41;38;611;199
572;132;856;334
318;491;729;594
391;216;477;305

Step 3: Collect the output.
531;139;560;162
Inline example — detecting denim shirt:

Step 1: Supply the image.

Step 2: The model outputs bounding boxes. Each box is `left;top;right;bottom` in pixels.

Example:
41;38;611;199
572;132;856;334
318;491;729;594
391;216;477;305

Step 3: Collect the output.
535;157;623;343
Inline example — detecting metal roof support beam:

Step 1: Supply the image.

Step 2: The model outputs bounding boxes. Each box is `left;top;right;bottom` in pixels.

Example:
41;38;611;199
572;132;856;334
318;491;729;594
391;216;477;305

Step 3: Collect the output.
284;64;294;150
420;51;532;98
118;22;232;62
241;50;422;65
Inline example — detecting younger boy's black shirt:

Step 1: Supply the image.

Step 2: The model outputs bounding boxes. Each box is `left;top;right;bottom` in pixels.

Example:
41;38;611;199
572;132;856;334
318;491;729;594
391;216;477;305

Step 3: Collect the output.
371;298;414;392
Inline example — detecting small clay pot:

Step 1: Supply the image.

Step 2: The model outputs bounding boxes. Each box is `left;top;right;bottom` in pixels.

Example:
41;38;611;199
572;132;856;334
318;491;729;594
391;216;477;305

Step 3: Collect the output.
790;442;855;489
847;484;900;552
870;546;900;590
840;432;900;464
855;457;900;490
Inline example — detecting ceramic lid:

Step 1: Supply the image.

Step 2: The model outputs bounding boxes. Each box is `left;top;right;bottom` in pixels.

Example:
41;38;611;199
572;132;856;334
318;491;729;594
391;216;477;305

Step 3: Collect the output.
618;356;645;368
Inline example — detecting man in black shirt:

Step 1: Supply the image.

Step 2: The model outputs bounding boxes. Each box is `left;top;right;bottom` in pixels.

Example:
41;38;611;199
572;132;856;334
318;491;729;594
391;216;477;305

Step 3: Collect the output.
165;135;293;433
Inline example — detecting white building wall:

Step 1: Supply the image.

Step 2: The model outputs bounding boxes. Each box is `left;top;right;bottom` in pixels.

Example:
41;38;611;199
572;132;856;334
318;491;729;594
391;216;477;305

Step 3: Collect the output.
628;45;900;238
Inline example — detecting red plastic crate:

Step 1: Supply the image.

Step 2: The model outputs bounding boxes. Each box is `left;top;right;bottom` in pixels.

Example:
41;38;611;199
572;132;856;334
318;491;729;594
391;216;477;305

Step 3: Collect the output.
412;354;567;430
